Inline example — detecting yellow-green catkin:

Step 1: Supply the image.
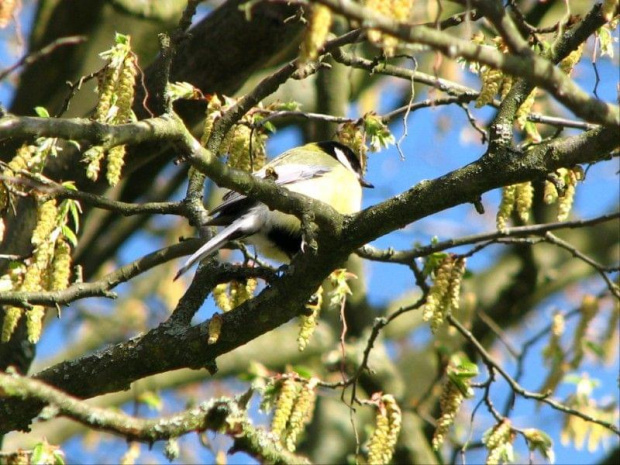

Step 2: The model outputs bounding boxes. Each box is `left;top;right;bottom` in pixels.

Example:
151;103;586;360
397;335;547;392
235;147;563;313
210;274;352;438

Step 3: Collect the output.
5;259;49;343
283;379;318;451
432;380;464;450
220;122;267;173
300;4;332;62
557;168;581;221
84;146;106;182
49;237;72;291
496;184;517;231
105;54;136;186
31;199;58;246
1;306;24;342
115;54;137;123
95;63;122;123
271;377;299;437
230;278;257;307
570;295;599;368
476;67;503;107
227;125;252;171
543;179;559;204
364;0;412;57
298;287;324;351
445;257;466;312
1;266;25;342
484;420;513;465
543;311;565;361
559;44;584;75
213;283;233;312
207;314;223;345
26;305;46;343
514;182;534;222
515;88;537;130
422;255;465;333
367;394;402;464
106;145;126;187
500;75;513;99
1;144;35;210
201;95;223;147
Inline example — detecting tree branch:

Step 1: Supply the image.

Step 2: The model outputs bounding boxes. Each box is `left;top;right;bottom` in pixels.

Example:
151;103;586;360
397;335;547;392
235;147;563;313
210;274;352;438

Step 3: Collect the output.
0;372;308;464
311;0;619;127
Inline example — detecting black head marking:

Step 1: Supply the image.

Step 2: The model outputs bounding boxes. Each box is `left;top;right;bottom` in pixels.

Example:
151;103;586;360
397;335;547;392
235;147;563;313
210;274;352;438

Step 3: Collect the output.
315;141;373;188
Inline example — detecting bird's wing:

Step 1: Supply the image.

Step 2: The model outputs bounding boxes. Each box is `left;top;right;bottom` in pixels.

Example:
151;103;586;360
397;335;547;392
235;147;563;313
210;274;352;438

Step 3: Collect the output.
209;164;330;218
175;211;264;279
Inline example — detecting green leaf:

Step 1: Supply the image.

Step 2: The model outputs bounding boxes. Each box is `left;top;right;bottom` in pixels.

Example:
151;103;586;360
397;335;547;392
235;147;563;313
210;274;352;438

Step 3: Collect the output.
31;442;45;464
263;120;277;133
292;365;313;379
61;225;78;247
114;32;130;46
34;107;50;118
53;450;66;465
68;200;82;233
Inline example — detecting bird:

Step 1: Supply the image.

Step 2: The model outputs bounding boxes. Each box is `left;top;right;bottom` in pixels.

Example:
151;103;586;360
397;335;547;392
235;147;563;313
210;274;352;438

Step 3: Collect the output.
175;141;373;279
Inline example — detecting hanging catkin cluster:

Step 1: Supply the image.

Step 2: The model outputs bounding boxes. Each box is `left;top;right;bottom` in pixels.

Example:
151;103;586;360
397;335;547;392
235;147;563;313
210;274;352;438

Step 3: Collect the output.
475;38;512;107
297;286;323;351
543;167;583;221
299;3;333;62
1;113;62;236
270;376;318;452
212;278;257;312
367;394;402;464
84;33;137;185
496;182;533;230
432;379;465;450
202;95;267;173
0;144;35;217
483;419;515;465
364;0;412;57
421;255;466;333
1;198;74;343
570;295;599;369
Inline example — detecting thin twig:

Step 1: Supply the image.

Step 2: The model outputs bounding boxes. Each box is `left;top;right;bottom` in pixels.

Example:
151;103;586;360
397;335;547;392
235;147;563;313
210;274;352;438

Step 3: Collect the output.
0;36;86;81
447;314;620;435
357;212;620;264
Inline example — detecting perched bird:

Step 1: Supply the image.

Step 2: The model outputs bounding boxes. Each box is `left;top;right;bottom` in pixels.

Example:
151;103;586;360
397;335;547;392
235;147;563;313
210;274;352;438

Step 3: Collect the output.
176;141;373;279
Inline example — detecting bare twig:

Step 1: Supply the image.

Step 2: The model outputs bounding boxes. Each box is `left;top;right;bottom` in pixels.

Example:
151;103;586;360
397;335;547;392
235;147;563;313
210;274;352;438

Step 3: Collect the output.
357;212;620;265
0;36;86;81
447;314;620;435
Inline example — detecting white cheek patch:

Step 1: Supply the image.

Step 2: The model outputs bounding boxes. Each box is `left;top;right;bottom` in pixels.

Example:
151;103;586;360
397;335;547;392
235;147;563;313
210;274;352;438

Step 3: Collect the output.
334;147;356;175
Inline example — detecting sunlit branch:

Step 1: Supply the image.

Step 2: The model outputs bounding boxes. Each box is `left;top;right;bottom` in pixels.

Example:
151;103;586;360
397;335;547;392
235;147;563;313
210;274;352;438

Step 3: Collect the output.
357;212;620;264
0;372;308;464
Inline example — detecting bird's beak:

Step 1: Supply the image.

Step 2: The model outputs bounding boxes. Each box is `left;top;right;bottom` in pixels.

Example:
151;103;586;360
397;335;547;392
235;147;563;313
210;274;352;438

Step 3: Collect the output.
360;178;374;188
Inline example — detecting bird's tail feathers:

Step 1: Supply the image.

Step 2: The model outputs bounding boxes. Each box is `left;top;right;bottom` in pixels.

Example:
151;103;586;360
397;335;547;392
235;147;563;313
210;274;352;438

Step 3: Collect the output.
174;223;244;280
